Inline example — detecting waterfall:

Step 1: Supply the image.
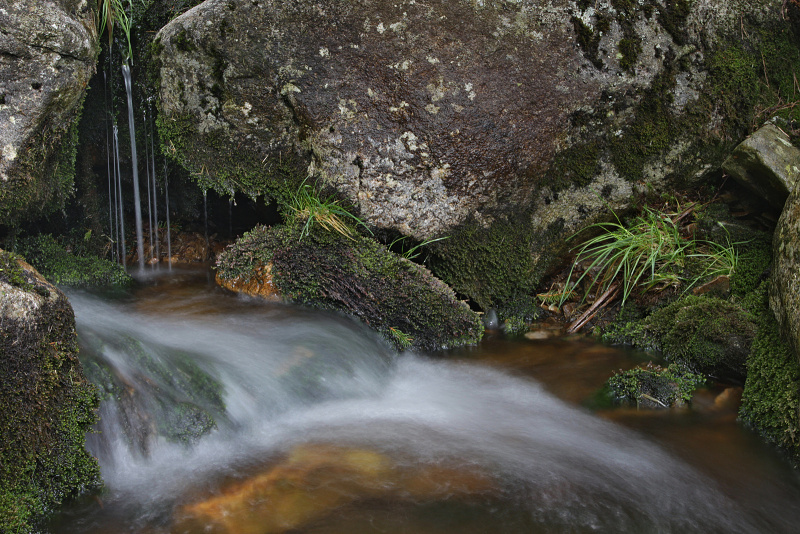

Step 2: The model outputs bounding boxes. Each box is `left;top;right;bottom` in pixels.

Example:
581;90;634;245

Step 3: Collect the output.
164;161;172;270
113;126;126;268
150;111;160;264
122;63;145;272
144;109;154;266
203;190;209;260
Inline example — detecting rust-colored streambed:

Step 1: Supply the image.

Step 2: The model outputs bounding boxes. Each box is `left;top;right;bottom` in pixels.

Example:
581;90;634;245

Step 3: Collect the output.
50;266;800;533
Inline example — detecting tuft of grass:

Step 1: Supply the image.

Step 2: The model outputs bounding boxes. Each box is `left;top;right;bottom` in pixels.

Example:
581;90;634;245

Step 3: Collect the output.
389;235;450;260
288;180;372;241
96;0;137;61
562;207;737;306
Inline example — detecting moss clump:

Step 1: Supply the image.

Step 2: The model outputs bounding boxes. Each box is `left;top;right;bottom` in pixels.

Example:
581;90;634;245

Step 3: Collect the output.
618;37;641;72
427;211;564;312
0;250;101;532
606;362;706;408
739;282;800;462
16;234;132;289
605;295;756;381
216;224;483;351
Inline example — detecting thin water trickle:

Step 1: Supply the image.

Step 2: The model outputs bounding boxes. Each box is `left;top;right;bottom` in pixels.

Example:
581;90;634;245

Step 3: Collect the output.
112;125;126;267
164;161;172;270
122;63;145;272
151;111;160;263
50;268;800;533
203;190;209;260
144;109;154;265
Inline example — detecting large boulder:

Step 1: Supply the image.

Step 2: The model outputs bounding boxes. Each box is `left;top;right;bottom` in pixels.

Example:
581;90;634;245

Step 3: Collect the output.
155;0;792;308
0;249;100;532
0;0;98;225
722;122;800;210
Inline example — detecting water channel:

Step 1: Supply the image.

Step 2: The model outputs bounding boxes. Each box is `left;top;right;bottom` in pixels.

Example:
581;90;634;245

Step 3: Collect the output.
50;266;800;533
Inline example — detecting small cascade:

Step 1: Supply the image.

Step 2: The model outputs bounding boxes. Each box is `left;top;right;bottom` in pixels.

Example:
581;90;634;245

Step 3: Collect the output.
164;161;172;270
122;63;145;272
104;70;115;263
112;125;126;268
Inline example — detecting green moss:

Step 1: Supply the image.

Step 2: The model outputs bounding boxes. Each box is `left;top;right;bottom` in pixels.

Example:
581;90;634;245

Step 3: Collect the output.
16;234;132;289
571;16;605;70
157;113;304;206
544;142;601;192
740;281;800;462
426;211;561;311
606;362;706;408
0;97;83;226
0;253;101;532
605;295;756;380
655;0;691;45
216;224;484;351
618;37;641;72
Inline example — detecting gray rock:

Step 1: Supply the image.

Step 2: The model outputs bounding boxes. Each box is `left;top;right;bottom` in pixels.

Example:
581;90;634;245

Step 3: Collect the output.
0;0;98;223
722;123;800;209
154;0;786;307
771;182;800;360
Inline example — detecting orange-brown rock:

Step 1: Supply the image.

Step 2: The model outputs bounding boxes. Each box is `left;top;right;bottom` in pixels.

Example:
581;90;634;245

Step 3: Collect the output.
215;263;280;300
172;443;494;534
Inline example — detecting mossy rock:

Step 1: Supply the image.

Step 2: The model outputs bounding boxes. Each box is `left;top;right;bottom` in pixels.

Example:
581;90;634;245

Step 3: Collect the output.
606;362;706;409
740;281;800;463
605;295;756;381
216;224;483;351
16;234;132;289
0;249;101;532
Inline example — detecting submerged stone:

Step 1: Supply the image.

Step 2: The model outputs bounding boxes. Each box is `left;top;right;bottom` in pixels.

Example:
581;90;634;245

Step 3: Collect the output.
722;123;800;210
215;224;483;351
173;443;495;534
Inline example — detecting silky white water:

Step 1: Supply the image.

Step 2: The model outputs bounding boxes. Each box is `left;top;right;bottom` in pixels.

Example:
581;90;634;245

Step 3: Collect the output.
53;270;800;533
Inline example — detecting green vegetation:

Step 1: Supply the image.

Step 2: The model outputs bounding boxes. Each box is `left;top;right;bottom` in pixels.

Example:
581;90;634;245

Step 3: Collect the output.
604;295;756;380
16;234;132;289
0;250;101;533
96;0;137;61
562;207;737;307
606;362;706;408
288;180;372;241
739;282;800;463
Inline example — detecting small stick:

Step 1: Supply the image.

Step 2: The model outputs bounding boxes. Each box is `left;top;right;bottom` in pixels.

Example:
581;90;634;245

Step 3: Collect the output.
566;282;620;334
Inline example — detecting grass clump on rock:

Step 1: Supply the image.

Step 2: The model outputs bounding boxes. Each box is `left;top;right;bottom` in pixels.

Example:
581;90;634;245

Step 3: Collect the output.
216;223;483;352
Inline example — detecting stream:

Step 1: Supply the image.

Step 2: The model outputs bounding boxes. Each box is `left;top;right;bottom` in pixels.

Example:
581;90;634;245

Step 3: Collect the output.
50;266;800;533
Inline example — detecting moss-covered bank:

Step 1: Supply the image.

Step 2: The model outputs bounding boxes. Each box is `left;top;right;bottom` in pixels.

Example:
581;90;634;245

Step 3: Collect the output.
0;250;101;532
216;224;483;352
16;234;132;289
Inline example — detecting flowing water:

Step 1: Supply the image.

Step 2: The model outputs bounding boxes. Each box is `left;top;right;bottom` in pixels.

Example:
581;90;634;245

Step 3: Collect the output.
122;63;145;272
51;267;800;533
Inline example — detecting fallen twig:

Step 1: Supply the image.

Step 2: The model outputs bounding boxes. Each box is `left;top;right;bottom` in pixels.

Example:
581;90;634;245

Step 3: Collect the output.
566;282;620;334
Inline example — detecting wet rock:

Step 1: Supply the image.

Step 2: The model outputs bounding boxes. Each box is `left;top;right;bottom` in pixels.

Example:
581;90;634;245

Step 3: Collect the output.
771;181;800;360
605;295;756;382
215;262;280;300
155;0;791;307
0;0;98;223
722;123;800;210
215;224;483;351
606;363;706;409
173;443;494;534
0;249;100;531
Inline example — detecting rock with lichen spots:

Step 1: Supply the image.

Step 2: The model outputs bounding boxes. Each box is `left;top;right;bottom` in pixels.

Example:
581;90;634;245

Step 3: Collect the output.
0;0;98;223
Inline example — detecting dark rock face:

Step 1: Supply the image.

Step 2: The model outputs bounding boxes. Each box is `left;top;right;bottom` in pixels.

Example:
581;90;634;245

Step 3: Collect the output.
0;249;100;532
156;0;786;307
0;0;98;224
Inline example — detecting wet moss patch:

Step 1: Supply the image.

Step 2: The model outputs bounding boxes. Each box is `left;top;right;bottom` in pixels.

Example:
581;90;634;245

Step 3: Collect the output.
216;224;483;351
